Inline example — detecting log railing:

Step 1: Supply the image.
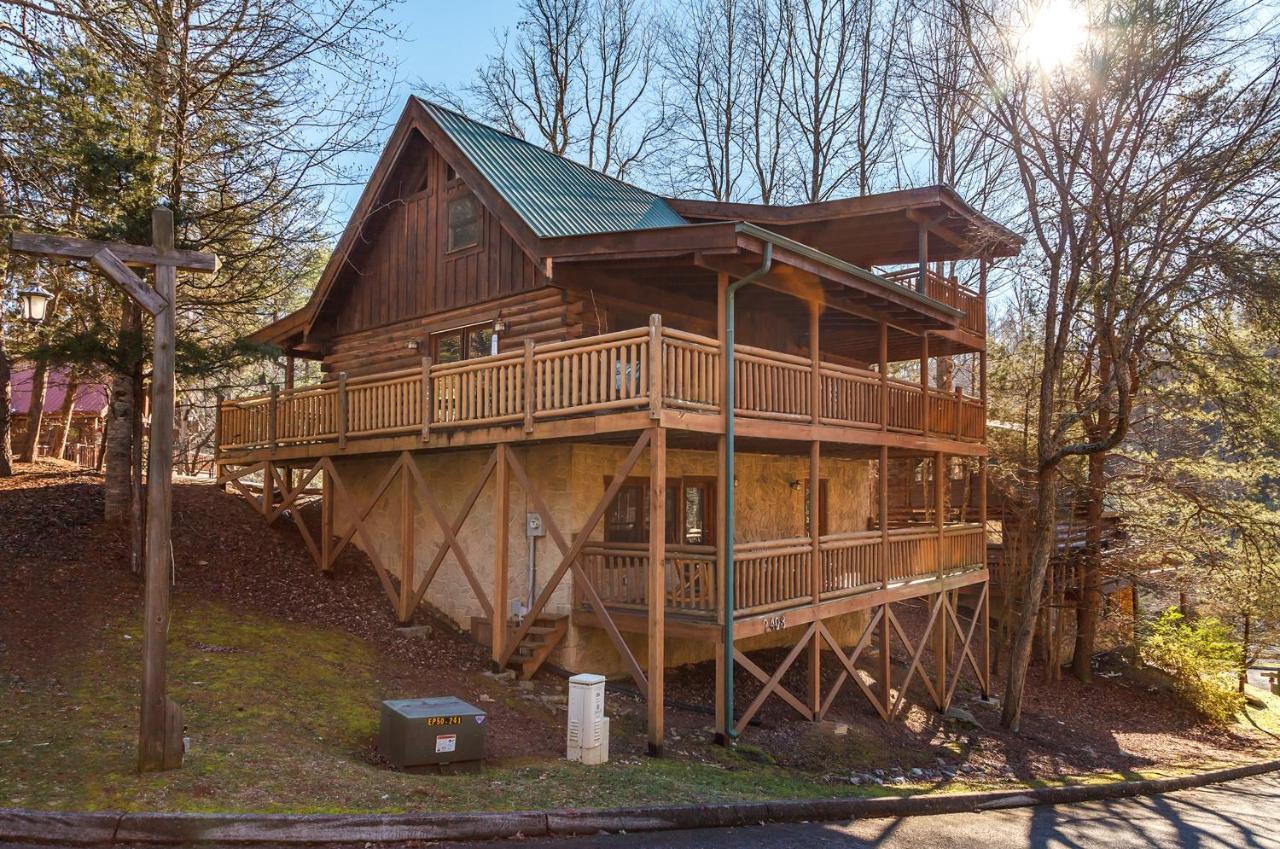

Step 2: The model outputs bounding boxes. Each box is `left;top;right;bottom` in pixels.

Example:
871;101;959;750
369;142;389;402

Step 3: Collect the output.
577;524;987;617
881;267;986;336
217;320;985;451
577;542;717;613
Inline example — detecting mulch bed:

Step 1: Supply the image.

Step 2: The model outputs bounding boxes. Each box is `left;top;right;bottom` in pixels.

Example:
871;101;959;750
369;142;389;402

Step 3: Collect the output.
3;460;1275;782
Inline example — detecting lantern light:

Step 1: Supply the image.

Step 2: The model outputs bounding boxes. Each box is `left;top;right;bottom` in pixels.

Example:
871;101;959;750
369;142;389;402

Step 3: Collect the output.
17;285;53;324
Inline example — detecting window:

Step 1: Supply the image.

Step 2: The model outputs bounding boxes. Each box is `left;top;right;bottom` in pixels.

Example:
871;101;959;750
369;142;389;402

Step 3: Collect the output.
447;194;481;251
604;477;715;545
804;478;829;537
445;163;458;182
430;322;496;364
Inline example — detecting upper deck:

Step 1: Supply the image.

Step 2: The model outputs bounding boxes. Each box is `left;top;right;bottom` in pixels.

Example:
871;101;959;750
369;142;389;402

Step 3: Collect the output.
216;318;985;464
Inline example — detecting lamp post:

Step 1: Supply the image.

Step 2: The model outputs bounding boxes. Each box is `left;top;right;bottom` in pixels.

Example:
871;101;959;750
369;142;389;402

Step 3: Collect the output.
17;285;53;324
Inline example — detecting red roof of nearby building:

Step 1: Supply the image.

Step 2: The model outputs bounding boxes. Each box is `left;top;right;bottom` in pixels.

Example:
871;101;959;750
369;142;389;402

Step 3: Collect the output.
8;365;109;416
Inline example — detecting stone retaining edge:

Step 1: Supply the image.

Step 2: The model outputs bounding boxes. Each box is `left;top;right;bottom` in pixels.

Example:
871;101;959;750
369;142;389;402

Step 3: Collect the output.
2;758;1277;845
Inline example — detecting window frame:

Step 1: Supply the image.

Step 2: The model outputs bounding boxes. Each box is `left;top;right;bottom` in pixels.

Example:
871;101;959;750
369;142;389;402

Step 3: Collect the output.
429;321;497;364
602;475;717;546
446;192;482;253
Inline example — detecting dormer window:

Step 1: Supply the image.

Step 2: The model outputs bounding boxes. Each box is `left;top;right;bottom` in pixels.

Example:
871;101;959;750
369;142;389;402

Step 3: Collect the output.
447;194;481;252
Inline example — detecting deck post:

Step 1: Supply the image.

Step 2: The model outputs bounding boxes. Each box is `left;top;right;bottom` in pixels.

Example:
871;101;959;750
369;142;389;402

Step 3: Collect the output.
647;426;667;756
879;445;891;709
268;385;279;450
934;451;947;709
321;463;333;572
493;444;510;669
420;355;433;442
397;457;416;623
808;439;821;715
920;335;930;438
522;339;535;433
879;320;889;431
284;355;295;390
916;223;928;294
648;314;663;419
979;456;990;696
337;371;348;450
809;302;821;425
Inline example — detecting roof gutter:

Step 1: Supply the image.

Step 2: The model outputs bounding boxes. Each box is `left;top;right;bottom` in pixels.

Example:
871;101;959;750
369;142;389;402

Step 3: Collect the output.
720;241;772;744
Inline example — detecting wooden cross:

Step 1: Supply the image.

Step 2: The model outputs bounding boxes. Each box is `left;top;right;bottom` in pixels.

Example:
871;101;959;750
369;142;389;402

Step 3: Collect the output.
9;207;219;772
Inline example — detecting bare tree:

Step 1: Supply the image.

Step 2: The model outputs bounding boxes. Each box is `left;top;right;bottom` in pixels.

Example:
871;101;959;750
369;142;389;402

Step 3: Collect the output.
580;0;667;179
782;0;899;200
951;0;1280;730
661;0;748;200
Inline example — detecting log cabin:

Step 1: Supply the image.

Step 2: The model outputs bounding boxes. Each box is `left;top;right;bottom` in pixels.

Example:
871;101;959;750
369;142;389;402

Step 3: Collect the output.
215;97;1022;753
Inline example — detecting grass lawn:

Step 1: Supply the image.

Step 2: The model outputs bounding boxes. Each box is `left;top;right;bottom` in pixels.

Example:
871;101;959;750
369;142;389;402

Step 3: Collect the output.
3;598;1275;814
4;465;1278;815
0;600;871;813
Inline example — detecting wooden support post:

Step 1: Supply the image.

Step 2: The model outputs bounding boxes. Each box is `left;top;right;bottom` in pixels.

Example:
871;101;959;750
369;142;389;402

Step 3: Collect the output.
268;385;279;450
493;444;510;668
934;451;947;710
321;464;333;572
398;459;415;623
337;371;349;450
879;321;889;431
421;355;433;442
647;426;667;756
808;439;821;716
522;339;535;433
809;302;821;424
879;445;891;715
979;456;990;695
138;207;183;772
284;355;295;390
917;224;928;294
920;335;930;438
262;461;275;518
648;314;663;419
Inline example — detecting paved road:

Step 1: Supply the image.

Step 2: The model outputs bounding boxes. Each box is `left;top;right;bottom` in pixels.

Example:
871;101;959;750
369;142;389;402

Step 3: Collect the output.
9;773;1278;849
448;772;1280;848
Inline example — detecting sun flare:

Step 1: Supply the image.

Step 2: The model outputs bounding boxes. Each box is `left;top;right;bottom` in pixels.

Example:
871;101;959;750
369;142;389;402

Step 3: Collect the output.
1018;0;1088;69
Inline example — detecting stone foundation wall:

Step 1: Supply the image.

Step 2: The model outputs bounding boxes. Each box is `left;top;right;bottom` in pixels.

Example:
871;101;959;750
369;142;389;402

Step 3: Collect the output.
330;441;877;678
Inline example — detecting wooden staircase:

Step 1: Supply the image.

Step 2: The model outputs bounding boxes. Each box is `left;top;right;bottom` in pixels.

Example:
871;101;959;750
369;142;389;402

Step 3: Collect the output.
471;613;568;679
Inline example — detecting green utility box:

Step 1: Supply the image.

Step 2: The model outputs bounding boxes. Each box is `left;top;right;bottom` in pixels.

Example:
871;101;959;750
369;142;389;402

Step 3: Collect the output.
378;696;486;769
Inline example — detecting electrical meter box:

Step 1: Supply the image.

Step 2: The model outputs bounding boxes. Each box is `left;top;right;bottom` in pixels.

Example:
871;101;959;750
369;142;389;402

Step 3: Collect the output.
378;696;486;768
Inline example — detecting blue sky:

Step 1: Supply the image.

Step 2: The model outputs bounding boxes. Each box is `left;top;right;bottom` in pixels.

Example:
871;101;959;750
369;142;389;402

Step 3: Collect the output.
333;2;522;212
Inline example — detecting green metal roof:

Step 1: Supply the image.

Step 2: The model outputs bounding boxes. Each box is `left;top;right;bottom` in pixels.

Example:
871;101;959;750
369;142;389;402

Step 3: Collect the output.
418;98;688;239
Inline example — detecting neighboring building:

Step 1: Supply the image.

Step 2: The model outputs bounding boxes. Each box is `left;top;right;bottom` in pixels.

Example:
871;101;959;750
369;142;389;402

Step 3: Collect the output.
216;97;1021;751
9;365;107;467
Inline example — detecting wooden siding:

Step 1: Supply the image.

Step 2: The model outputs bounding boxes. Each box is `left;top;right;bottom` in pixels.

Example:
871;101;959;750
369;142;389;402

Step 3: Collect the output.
323;287;592;379
329;139;542;336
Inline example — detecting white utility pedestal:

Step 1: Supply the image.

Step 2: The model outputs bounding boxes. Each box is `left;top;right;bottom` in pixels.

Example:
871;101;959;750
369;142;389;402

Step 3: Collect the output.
566;673;609;764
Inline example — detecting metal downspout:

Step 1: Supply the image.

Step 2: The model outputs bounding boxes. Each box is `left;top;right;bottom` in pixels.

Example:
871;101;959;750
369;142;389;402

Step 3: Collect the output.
723;242;772;741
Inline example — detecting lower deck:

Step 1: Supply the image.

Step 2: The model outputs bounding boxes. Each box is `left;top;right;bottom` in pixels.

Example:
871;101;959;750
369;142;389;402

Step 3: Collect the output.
217;421;990;751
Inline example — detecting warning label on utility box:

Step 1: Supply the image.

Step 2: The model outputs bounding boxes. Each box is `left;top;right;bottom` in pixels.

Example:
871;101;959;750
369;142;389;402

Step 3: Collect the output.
435;734;457;754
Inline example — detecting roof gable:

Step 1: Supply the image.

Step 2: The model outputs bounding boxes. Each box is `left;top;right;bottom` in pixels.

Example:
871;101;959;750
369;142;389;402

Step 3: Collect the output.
417;99;687;238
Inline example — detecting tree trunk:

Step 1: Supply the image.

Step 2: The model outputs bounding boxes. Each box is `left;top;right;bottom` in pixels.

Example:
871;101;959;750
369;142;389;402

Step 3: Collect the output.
1071;448;1106;681
1239;613;1250;694
104;297;140;523
49;374;79;461
18;359;51;462
1001;464;1058;731
0;335;12;477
